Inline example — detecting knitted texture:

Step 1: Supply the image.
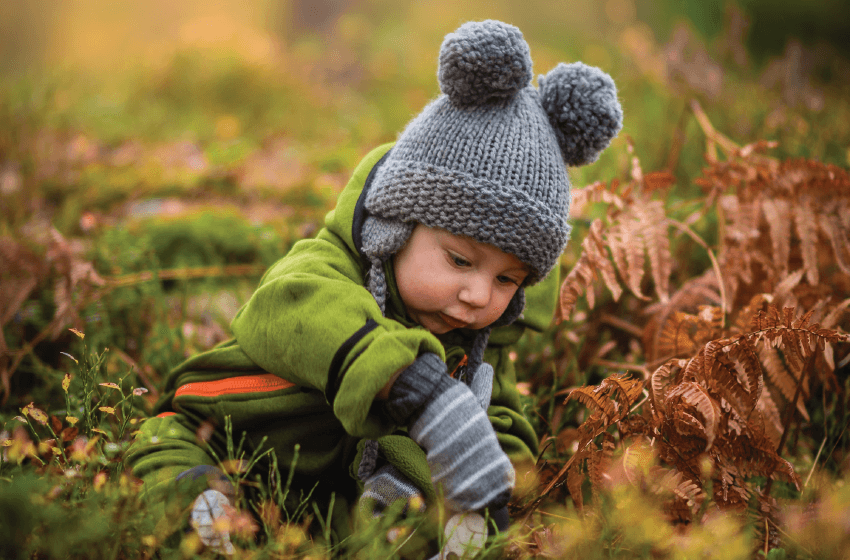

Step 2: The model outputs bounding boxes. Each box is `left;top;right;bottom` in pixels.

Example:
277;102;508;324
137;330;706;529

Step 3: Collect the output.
539;62;624;166
361;216;415;313
467;362;494;411
364;19;623;283
383;352;447;425
359;464;427;518
438;19;532;105
408;377;514;512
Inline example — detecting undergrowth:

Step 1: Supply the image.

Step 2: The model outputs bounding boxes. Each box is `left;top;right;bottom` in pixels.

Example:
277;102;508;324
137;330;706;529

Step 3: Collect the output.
2;2;850;558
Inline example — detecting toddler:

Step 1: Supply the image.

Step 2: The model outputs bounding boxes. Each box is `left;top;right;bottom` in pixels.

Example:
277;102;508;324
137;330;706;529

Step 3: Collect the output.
127;19;622;557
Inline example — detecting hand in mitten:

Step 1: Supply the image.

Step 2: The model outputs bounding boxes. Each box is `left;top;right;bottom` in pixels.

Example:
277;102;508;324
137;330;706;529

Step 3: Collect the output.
177;466;236;555
359;463;427;519
384;353;514;513
467;362;494;411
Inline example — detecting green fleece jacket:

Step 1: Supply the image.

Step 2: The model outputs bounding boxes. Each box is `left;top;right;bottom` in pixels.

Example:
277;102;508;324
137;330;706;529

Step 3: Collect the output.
126;143;557;536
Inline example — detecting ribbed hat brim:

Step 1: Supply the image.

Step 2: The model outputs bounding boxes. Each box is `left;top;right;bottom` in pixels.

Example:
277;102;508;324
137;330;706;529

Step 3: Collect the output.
366;159;571;283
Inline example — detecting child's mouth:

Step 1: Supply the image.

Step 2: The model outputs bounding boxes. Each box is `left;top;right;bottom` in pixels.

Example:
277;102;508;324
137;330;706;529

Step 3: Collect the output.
439;313;468;329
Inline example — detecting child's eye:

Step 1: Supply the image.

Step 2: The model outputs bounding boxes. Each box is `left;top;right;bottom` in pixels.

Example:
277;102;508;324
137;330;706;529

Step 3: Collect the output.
497;275;520;286
450;253;471;267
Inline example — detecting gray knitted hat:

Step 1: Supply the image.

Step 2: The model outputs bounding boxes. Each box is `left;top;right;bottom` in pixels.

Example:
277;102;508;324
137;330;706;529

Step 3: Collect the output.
360;20;622;374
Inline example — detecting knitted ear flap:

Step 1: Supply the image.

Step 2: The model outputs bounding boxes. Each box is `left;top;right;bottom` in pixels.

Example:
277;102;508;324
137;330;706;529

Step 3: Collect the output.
361;216;416;314
538;62;623;166
438;20;533;106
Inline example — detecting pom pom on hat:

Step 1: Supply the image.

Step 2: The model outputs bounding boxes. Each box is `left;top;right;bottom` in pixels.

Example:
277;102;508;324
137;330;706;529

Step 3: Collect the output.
438;20;533;105
538;62;623;166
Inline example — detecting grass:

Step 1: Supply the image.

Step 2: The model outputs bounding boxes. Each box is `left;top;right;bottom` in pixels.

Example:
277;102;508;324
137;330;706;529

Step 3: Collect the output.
2;1;850;558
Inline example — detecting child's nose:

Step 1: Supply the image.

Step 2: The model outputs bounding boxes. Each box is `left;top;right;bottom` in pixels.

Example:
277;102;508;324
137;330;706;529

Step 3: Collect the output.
458;274;491;308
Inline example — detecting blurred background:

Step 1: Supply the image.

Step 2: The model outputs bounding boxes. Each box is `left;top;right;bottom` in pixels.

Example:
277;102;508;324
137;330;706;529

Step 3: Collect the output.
2;0;849;176
1;0;850;400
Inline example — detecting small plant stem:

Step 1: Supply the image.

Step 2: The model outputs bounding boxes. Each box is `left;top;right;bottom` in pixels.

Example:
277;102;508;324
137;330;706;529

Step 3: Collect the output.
106;264;267;289
43;422;68;463
776;351;816;459
110;347;159;398
629;390;650;414
599;313;643;338
764;518;769;557
521;449;581;523
690;99;741;159
765;350;816;497
591;359;647;374
803;435;828;489
667;218;727;322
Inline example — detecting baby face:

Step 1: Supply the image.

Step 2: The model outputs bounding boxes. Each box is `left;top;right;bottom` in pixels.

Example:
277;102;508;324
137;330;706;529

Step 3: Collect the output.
392;225;529;335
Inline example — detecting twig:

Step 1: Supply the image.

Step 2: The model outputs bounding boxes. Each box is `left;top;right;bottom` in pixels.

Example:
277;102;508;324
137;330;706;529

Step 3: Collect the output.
590;359;647;374
803;435;828;489
106;264;267;289
765;350;817;498
599;313;644;338
776;351;816;459
690;99;741;159
520;451;581;524
667;218;727;323
110;347;160;399
629;390;650;414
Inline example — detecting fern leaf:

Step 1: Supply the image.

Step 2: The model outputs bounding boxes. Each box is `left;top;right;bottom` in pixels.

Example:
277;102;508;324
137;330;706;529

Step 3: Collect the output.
761;197;791;276
606;212;648;299
567;460;586;511
782;307;795;329
589;433;616;495
821;213;850;275
793;197;819;285
757;343;810;421
642;171;676;193
792;308;815;330
666;382;720;450
732;335;764;412
558;219;622;320
671;476;704;517
602;372;645;415
649;359;685;413
725;428;801;489
636;200;672;302
755;387;784;446
706;344;757;417
621;438;655;486
587;219;623;303
567;387;618;425
605;219;630;293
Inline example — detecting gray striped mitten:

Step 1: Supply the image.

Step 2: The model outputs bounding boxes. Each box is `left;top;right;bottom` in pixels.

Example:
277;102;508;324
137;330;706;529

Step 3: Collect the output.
359;463;427;519
384;353;514;513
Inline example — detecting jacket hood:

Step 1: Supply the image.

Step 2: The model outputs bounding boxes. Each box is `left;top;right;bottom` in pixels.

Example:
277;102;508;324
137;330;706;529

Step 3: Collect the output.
323;143;395;260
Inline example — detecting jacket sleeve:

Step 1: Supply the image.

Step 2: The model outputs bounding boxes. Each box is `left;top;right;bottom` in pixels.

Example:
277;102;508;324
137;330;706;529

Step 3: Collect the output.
230;228;445;441
483;336;539;465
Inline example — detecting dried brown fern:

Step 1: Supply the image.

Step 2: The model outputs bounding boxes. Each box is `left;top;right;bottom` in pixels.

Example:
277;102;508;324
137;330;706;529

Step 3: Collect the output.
557;149;675;322
524;107;850;548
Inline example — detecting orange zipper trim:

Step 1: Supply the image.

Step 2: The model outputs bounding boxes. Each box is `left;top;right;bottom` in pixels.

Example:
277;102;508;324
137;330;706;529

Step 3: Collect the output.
175;373;296;398
449;355;468;379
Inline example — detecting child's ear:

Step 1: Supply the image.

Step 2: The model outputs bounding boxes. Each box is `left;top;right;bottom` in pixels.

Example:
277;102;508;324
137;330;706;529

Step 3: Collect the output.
538;62;623;167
